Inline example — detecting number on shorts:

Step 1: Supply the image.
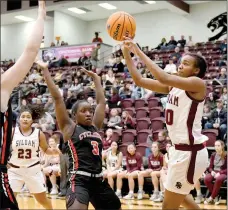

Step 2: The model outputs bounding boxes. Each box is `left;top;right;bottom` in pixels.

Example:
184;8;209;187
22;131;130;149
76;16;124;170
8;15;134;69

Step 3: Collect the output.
18;149;32;159
166;109;174;125
91;141;99;156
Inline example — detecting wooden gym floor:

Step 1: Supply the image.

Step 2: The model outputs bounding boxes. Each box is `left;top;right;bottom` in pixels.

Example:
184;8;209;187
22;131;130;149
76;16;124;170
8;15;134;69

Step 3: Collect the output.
16;193;227;209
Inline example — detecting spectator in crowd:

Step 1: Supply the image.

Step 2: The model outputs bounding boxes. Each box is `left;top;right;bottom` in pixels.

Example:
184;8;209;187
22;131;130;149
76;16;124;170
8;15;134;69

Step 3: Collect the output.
157;130;168;153
207;92;217;110
92;32;103;43
112;57;125;73
116;144;143;199
33;111;55;131
14;98;28;113
183;46;190;55
137;142;163;200
107;87;121;109
58;55;69;67
155;38;167;50
106;69;116;85
219;39;227;54
91;43;101;67
107;108;121;129
65;90;77;110
28;69;42;82
54;70;63;82
50;42;55;47
205;99;227;140
87;97;97;110
130;83;142;100
170;47;181;63
115;110;135;130
104;141;123;189
78;53;89;67
204;140;227;205
102;128;113;158
186;35;195;47
136;62;145;74
177;35;186;48
69;77;83;93
202;104;212;129
44;96;55;117
119;83;132;99
153;54;164;69
220;87;227;108
42;136;61;195
164;59;177;74
106;54;116;67
216;67;227;86
166;36;177;50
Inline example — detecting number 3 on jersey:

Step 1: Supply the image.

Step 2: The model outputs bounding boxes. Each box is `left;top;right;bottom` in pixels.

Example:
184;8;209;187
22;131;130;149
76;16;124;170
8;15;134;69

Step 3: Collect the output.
91;141;99;156
166;109;174;125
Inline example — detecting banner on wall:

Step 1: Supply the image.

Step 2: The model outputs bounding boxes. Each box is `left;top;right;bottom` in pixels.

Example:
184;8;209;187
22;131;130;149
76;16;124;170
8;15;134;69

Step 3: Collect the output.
42;43;97;61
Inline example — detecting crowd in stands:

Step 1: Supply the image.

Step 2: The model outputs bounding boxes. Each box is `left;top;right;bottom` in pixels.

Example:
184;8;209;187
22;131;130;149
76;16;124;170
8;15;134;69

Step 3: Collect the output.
1;34;227;205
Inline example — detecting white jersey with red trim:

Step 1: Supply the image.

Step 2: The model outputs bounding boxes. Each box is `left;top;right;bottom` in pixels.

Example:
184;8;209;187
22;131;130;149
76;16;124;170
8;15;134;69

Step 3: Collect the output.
9;127;40;167
165;88;208;145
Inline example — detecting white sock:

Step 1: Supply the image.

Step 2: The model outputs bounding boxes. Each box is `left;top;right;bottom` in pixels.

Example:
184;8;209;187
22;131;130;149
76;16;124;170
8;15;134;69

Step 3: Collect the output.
129;191;133;194
197;190;202;196
138;186;143;192
154;190;159;193
116;189;121;194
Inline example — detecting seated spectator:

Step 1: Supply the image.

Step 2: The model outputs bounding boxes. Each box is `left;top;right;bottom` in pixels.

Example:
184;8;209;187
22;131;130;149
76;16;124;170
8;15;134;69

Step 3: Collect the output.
106;69;116;85
183;46;190;55
205;99;227;140
141;88;154;100
34;111;55;131
87;97;97;110
204;140;227;205
65;90;77;110
177;35;186;48
14;98;28;113
116;111;135;130
207;92;217;110
120;55;126;65
170;47;181;63
69;78;83;93
112;57;124;73
28;69;42;82
186;35;195;47
216;67;227;86
106;54;116;67
202;104;212;129
42;136;61;195
102;129;113;157
116;144;143;199
77;53;89;67
58;55;69;67
54;70;63;82
107;87;121;109
136;62;145;74
166;36;177;50
50;42;55;47
154;142;172;202
44;96;55;117
155;38;167;50
104;141;123;189
157;130;168;153
119;83;132;99
137;142;163;200
153;54;164;69
220;87;227;108
164;59;177;74
219;39;227;54
92;32;103;43
107;108;121;129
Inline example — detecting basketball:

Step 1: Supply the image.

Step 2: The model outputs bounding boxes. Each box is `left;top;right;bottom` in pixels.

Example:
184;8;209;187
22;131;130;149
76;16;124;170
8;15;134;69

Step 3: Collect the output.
106;11;136;41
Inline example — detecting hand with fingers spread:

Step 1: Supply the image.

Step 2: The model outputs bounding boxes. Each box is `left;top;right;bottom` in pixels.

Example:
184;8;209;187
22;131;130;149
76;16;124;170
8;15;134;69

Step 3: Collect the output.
38;1;46;19
36;60;49;73
122;36;140;56
80;67;100;80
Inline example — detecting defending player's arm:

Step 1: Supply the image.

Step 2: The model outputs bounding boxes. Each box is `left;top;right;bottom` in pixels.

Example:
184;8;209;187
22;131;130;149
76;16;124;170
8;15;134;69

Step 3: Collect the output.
122;47;169;94
37;61;75;141
39;131;61;155
1;1;46;110
81;67;106;129
123;37;205;93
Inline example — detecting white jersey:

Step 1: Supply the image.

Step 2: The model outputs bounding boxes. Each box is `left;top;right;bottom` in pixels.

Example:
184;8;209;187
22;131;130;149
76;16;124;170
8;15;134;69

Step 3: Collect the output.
107;151;120;170
165;88;208;145
9;127;40;167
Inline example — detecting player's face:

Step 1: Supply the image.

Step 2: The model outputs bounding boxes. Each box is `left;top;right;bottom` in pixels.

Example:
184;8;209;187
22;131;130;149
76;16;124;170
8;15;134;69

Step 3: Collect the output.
127;144;136;155
151;143;159;154
76;102;93;126
111;141;118;151
106;129;113;137
166;143;172;152
49;138;57;148
178;55;199;78
19;111;33;128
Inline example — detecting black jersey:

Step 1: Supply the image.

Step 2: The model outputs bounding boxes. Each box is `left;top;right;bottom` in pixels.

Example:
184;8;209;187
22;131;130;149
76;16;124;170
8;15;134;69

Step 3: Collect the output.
67;124;103;174
0;101;13;166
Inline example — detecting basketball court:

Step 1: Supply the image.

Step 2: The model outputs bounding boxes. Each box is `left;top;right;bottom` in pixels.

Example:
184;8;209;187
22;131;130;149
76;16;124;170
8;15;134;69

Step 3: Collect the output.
17;193;226;209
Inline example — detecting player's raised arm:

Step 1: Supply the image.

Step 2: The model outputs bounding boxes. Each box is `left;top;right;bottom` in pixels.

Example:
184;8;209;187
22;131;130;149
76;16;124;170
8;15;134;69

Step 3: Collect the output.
37;61;75;141
123;37;206;93
80;67;106;129
1;1;46;105
122;46;169;94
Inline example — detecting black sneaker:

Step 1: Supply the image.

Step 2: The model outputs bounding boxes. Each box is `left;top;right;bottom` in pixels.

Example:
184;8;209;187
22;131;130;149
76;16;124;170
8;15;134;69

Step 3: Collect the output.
58;192;66;197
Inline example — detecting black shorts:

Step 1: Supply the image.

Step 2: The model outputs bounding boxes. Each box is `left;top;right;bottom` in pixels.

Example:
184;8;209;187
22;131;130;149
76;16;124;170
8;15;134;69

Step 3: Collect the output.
0;166;19;210
66;174;121;210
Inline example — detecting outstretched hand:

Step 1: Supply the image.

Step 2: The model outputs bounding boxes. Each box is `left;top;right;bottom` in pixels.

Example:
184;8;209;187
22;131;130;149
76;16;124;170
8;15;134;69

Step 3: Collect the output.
122;36;140;56
36;60;49;72
80;67;100;80
38;1;46;19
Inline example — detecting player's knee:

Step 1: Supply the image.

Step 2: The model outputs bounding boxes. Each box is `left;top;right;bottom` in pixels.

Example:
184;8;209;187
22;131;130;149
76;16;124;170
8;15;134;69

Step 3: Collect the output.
107;173;113;179
117;173;123;179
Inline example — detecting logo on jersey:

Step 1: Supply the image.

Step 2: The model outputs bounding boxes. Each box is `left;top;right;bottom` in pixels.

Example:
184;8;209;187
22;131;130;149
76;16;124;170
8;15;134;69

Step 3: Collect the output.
79;131;101;141
167;94;179;107
175;182;182;189
15;140;36;148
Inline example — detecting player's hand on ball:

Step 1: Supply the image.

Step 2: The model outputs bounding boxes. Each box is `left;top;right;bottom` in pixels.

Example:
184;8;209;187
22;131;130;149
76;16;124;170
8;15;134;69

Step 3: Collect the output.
122;36;140;55
38;1;46;19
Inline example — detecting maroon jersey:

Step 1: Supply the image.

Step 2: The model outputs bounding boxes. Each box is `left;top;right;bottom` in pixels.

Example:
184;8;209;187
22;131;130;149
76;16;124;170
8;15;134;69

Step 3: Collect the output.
126;152;142;173
102;138;112;150
148;153;163;171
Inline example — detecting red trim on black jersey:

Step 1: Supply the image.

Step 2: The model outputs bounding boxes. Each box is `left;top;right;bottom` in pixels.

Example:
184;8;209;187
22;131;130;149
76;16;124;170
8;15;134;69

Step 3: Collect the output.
1;112;9;164
68;139;79;170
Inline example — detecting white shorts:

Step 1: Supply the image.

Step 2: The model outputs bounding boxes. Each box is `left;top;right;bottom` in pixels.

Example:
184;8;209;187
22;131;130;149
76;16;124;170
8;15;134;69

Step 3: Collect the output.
43;164;60;174
164;146;208;195
8;164;46;194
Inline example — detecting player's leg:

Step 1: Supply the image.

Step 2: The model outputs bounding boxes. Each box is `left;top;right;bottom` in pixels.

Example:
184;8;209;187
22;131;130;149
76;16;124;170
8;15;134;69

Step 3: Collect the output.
150;171;161;200
33;192;53;209
181;194;200;209
123;170;139;199
116;170;127;198
137;170;151;199
107;170;119;189
90;178;121;210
